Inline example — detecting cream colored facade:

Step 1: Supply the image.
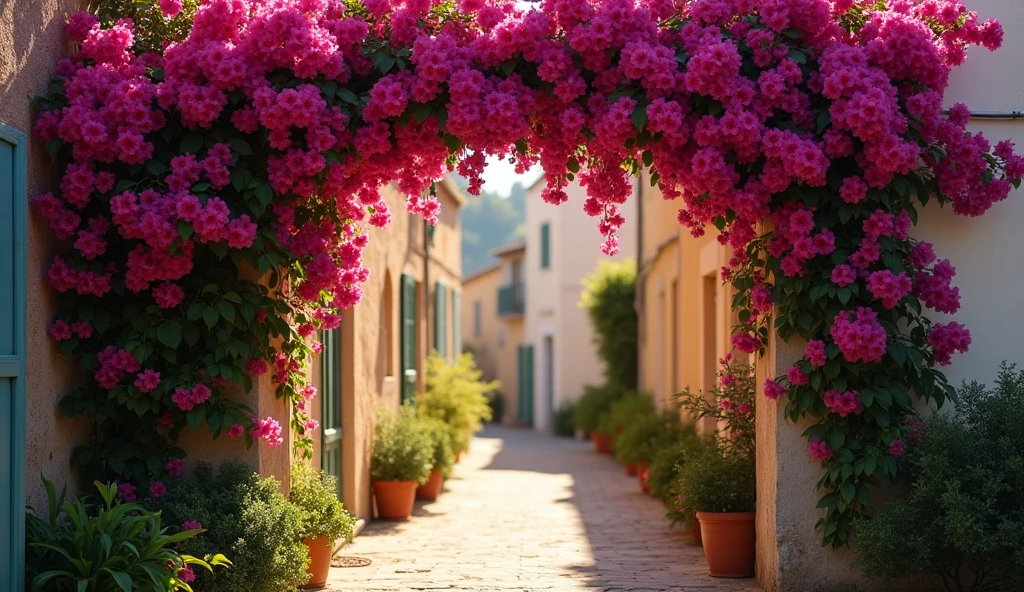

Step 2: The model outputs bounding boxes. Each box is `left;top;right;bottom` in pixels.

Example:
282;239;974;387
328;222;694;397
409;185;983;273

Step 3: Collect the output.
524;178;637;431
461;242;525;424
635;173;736;436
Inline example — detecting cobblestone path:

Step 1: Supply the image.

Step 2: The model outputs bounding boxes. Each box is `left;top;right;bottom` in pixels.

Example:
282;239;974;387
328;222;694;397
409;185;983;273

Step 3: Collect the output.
328;425;761;592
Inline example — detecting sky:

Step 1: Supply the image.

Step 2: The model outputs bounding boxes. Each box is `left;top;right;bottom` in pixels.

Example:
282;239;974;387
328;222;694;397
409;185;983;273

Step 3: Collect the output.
479;154;544;197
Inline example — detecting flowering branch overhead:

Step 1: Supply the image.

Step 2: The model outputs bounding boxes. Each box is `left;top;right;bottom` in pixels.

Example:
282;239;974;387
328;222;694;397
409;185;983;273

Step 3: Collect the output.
33;0;1021;545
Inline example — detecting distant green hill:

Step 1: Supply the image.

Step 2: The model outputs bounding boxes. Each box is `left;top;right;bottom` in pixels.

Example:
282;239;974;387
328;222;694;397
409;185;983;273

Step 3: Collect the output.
458;181;527;277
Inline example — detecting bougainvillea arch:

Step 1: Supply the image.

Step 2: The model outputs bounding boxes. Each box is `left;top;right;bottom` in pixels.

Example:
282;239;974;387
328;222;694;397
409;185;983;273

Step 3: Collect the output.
34;0;1021;544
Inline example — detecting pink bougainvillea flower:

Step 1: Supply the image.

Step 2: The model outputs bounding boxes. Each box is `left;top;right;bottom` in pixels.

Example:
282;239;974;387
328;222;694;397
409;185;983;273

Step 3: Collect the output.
148;480;167;499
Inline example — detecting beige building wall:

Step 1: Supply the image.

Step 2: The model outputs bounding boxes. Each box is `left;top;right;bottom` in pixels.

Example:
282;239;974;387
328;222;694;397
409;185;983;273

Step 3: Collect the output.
461;244;525;424
524;178;637;431
309;179;463;521
756;2;1024;589
4;0;99;509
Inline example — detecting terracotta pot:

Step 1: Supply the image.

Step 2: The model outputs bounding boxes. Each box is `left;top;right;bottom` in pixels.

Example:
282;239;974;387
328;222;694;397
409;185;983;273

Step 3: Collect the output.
415;469;444;501
689;518;703;546
696;511;756;578
591;432;613;454
300;535;333;589
455;451;462;463
636;460;651;494
372;480;418;520
625;462;637;476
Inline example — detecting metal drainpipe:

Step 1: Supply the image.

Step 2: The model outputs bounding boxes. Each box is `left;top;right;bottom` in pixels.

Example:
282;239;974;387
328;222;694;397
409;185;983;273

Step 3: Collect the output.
424;218;431;357
634;171;645;389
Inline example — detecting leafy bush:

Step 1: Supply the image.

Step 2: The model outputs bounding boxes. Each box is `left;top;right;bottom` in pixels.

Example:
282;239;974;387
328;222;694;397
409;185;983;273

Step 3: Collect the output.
419;415;457;478
650;437;703;505
675;441;755;514
552;402;576;437
578;259;638;389
26;477;228;592
616;410;695;468
372;406;432;483
672;355;755;457
854;363;1024;592
289;464;355;543
487;391;505;424
419;353;496;453
599;391;655;438
145;462;308;592
572;383;624;434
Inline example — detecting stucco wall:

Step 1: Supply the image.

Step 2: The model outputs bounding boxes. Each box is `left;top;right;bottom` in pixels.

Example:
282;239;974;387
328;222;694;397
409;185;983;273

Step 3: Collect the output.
756;3;1024;589
2;0;89;509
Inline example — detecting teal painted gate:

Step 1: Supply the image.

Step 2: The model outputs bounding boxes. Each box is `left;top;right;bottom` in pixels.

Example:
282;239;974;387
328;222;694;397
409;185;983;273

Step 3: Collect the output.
0;123;28;591
400;274;417;403
516;345;534;427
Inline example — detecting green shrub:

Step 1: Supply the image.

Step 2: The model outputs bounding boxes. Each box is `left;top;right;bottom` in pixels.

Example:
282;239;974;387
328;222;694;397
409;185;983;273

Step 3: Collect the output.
649;437;703;504
289;464;355;543
572;383;625;433
145;462;308;592
617;412;696;471
599;391;655;438
25;477;228;592
578;259;638;389
854;363;1024;592
419;352;496;453
419;415;457;478
372;406;432;483
487;391;506;424
552;402;576;437
675;441;755;514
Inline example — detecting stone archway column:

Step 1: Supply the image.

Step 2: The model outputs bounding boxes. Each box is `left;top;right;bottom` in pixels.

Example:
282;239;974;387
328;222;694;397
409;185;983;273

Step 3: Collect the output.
754;327;868;592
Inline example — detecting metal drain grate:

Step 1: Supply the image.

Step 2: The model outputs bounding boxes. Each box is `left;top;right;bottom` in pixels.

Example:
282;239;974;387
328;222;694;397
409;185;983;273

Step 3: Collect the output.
331;556;372;568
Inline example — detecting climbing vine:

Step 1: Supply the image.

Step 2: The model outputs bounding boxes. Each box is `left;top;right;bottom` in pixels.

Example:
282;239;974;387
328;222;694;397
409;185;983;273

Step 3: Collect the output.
34;0;1020;543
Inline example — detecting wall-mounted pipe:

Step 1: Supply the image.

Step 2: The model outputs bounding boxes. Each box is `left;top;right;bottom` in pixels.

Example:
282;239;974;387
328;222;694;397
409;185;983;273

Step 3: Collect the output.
941;109;1024;120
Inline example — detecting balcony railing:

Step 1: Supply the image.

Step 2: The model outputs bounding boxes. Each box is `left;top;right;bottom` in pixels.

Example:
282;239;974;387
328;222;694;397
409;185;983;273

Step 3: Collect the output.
497;283;525;316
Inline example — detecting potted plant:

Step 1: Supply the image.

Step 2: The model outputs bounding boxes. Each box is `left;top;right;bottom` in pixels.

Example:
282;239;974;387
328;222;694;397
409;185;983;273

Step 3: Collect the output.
418;353;496;460
371;406;432;520
603;392;656;469
677;442;756;577
289;464;356;588
416;416;456;501
572;383;624;453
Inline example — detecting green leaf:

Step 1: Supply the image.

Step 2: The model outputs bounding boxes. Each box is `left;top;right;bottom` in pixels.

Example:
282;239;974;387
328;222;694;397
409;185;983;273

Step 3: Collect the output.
157;323;182;349
788;48;808;64
187;408;205;431
182;322;200;347
631;104;648;132
840;481;855;503
203;306;219;329
228;137;253;155
337;88;359;105
180;134;204;154
217;301;236;323
46;138;62;156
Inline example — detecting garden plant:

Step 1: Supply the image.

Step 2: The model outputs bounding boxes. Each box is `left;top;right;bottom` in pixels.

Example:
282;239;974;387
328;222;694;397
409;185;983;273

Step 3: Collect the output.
32;0;1023;548
144;462;310;592
25;477;229;592
855;362;1024;592
579;259;639;390
418;353;496;454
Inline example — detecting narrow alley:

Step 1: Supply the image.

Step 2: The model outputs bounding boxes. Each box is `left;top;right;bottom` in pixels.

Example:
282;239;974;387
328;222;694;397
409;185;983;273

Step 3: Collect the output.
328;426;761;592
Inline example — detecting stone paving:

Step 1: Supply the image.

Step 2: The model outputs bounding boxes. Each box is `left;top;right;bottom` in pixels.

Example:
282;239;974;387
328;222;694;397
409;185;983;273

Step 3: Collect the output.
328;425;761;592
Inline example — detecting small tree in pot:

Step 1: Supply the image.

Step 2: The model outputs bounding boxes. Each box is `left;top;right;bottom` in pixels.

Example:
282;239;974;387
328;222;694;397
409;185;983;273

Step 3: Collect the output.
673;355;757;577
416;416;456;501
289;464;356;589
371;406;431;520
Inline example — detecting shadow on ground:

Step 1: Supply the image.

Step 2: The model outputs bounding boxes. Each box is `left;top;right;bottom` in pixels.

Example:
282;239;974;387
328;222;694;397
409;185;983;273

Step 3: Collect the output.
480;424;757;591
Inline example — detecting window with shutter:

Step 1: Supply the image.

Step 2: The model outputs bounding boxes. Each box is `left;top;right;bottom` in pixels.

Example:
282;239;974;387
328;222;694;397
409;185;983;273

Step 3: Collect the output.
400;274;417;402
320;328;343;497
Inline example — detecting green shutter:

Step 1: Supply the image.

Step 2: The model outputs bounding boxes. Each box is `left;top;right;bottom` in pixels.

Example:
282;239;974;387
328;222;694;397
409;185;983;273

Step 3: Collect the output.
0;123;27;591
320;328;343;497
400;274;417;403
540;223;550;269
517;345;535;427
452;290;461;356
434;282;446;357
